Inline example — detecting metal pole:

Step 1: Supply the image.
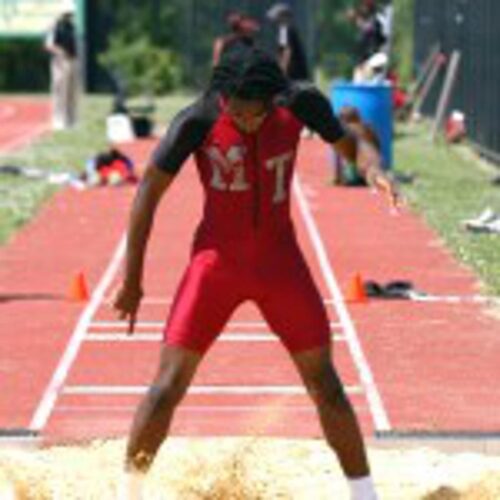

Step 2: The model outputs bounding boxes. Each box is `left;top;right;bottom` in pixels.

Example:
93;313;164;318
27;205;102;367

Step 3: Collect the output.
411;52;444;118
409;42;440;98
76;0;87;93
431;50;461;141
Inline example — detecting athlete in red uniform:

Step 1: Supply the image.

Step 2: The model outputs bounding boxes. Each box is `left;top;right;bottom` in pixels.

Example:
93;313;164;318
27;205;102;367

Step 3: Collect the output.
114;48;398;500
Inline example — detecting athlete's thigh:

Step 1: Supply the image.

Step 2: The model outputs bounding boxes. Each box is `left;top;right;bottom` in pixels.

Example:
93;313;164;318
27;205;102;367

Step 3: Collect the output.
256;246;330;353
164;249;244;353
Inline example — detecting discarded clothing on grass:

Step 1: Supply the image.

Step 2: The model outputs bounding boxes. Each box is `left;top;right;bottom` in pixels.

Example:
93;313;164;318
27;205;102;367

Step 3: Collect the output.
0;148;137;190
0;164;85;189
462;208;500;234
84;148;138;186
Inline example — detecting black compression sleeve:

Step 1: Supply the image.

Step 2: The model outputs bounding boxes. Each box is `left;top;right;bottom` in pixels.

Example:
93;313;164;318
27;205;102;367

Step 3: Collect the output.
286;83;346;143
151;95;218;174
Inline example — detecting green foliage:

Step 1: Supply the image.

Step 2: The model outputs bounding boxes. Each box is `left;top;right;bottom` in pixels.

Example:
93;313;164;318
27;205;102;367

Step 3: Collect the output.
317;0;358;80
393;0;415;86
99;34;182;96
0;39;49;91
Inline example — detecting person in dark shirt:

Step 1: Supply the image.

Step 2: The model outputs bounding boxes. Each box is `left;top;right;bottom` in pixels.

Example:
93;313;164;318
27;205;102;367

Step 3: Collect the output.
347;1;387;65
212;11;260;66
44;1;79;130
113;47;398;500
266;3;310;82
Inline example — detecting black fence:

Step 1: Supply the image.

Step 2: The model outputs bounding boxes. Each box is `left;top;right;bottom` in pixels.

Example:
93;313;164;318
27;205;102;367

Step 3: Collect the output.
85;0;318;93
414;0;500;163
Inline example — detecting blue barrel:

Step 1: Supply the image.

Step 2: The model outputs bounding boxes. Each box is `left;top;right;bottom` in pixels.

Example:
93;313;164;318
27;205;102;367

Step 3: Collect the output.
330;81;393;169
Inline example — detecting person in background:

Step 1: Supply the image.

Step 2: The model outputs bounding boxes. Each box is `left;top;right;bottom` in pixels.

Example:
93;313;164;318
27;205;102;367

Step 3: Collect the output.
44;0;79;130
376;0;394;56
347;1;386;69
266;3;310;82
212;11;260;66
353;51;389;83
114;46;399;500
332;106;382;186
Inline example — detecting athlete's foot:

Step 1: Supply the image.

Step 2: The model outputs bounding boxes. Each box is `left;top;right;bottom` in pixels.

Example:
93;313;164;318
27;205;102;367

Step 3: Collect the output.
349;477;379;500
116;472;145;500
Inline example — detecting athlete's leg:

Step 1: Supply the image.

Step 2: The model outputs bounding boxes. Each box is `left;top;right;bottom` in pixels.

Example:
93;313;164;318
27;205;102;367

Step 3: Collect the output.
123;248;244;486
290;345;369;478
125;345;201;473
256;244;376;497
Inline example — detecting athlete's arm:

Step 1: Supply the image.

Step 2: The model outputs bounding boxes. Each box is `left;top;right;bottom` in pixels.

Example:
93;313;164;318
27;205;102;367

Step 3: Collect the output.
333;134;400;209
113;167;173;334
288;83;399;207
114;96;217;333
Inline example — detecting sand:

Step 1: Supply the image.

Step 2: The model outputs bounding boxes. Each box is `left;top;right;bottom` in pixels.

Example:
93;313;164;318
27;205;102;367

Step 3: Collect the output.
1;438;500;499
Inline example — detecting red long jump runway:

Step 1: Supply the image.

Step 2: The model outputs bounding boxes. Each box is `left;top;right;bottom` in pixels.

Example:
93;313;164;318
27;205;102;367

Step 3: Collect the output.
40;138;377;442
0;97;50;153
1;134;500;446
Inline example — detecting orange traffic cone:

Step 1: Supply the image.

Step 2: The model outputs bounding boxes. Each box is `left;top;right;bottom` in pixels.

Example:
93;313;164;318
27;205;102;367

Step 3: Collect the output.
68;271;89;302
344;273;367;303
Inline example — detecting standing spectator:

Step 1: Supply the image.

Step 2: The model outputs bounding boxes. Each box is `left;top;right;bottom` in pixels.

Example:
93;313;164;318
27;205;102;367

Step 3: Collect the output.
377;0;394;55
266;3;310;82
44;0;79;130
212;11;260;66
347;1;386;65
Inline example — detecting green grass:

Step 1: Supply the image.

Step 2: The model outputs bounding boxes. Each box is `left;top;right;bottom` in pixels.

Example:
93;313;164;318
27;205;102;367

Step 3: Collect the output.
394;121;500;294
0;93;194;245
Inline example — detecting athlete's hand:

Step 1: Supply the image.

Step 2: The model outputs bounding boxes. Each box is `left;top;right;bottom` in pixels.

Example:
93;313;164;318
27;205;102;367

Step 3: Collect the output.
113;284;144;334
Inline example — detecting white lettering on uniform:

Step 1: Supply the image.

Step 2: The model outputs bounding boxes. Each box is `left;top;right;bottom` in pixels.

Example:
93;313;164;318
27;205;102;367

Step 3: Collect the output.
206;145;249;192
266;151;293;203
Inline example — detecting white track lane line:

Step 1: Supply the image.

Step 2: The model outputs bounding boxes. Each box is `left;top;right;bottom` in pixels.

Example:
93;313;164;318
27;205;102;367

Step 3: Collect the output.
84;332;347;342
293;174;391;432
63;384;364;396
104;296;338;305
56;405;320;414
29;235;127;432
55;403;372;414
89;320;343;330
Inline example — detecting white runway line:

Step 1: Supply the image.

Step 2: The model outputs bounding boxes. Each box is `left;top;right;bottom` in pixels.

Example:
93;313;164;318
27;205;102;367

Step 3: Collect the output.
63;384;364;396
89;320;343;330
293;175;391;432
104;296;339;306
29;235;127;432
55;404;371;415
56;404;318;413
84;332;347;342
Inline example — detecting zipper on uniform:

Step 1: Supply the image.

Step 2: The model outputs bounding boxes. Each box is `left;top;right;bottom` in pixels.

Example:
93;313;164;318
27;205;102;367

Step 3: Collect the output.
251;134;261;229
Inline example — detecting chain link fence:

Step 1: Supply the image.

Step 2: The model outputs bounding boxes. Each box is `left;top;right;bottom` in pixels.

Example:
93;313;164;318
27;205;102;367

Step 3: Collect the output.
414;0;500;163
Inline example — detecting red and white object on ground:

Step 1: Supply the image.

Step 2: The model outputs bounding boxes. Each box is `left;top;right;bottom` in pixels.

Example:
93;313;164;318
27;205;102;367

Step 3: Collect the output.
445;110;466;143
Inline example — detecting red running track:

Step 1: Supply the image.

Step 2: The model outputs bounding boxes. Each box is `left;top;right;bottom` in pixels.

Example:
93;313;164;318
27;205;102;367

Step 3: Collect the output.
0;97;50;153
1;104;500;444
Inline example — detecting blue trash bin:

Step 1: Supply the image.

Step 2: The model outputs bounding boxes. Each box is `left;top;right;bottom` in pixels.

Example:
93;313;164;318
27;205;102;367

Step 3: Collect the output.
330;81;393;169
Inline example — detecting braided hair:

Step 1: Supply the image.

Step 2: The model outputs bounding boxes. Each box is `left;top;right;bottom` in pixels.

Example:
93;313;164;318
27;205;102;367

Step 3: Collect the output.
209;46;289;101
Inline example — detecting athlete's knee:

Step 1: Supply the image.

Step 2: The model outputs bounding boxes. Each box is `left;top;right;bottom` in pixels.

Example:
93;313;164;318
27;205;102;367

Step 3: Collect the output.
304;363;350;410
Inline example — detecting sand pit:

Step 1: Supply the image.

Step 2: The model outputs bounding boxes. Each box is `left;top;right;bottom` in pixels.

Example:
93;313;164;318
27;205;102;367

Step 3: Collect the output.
1;438;500;499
